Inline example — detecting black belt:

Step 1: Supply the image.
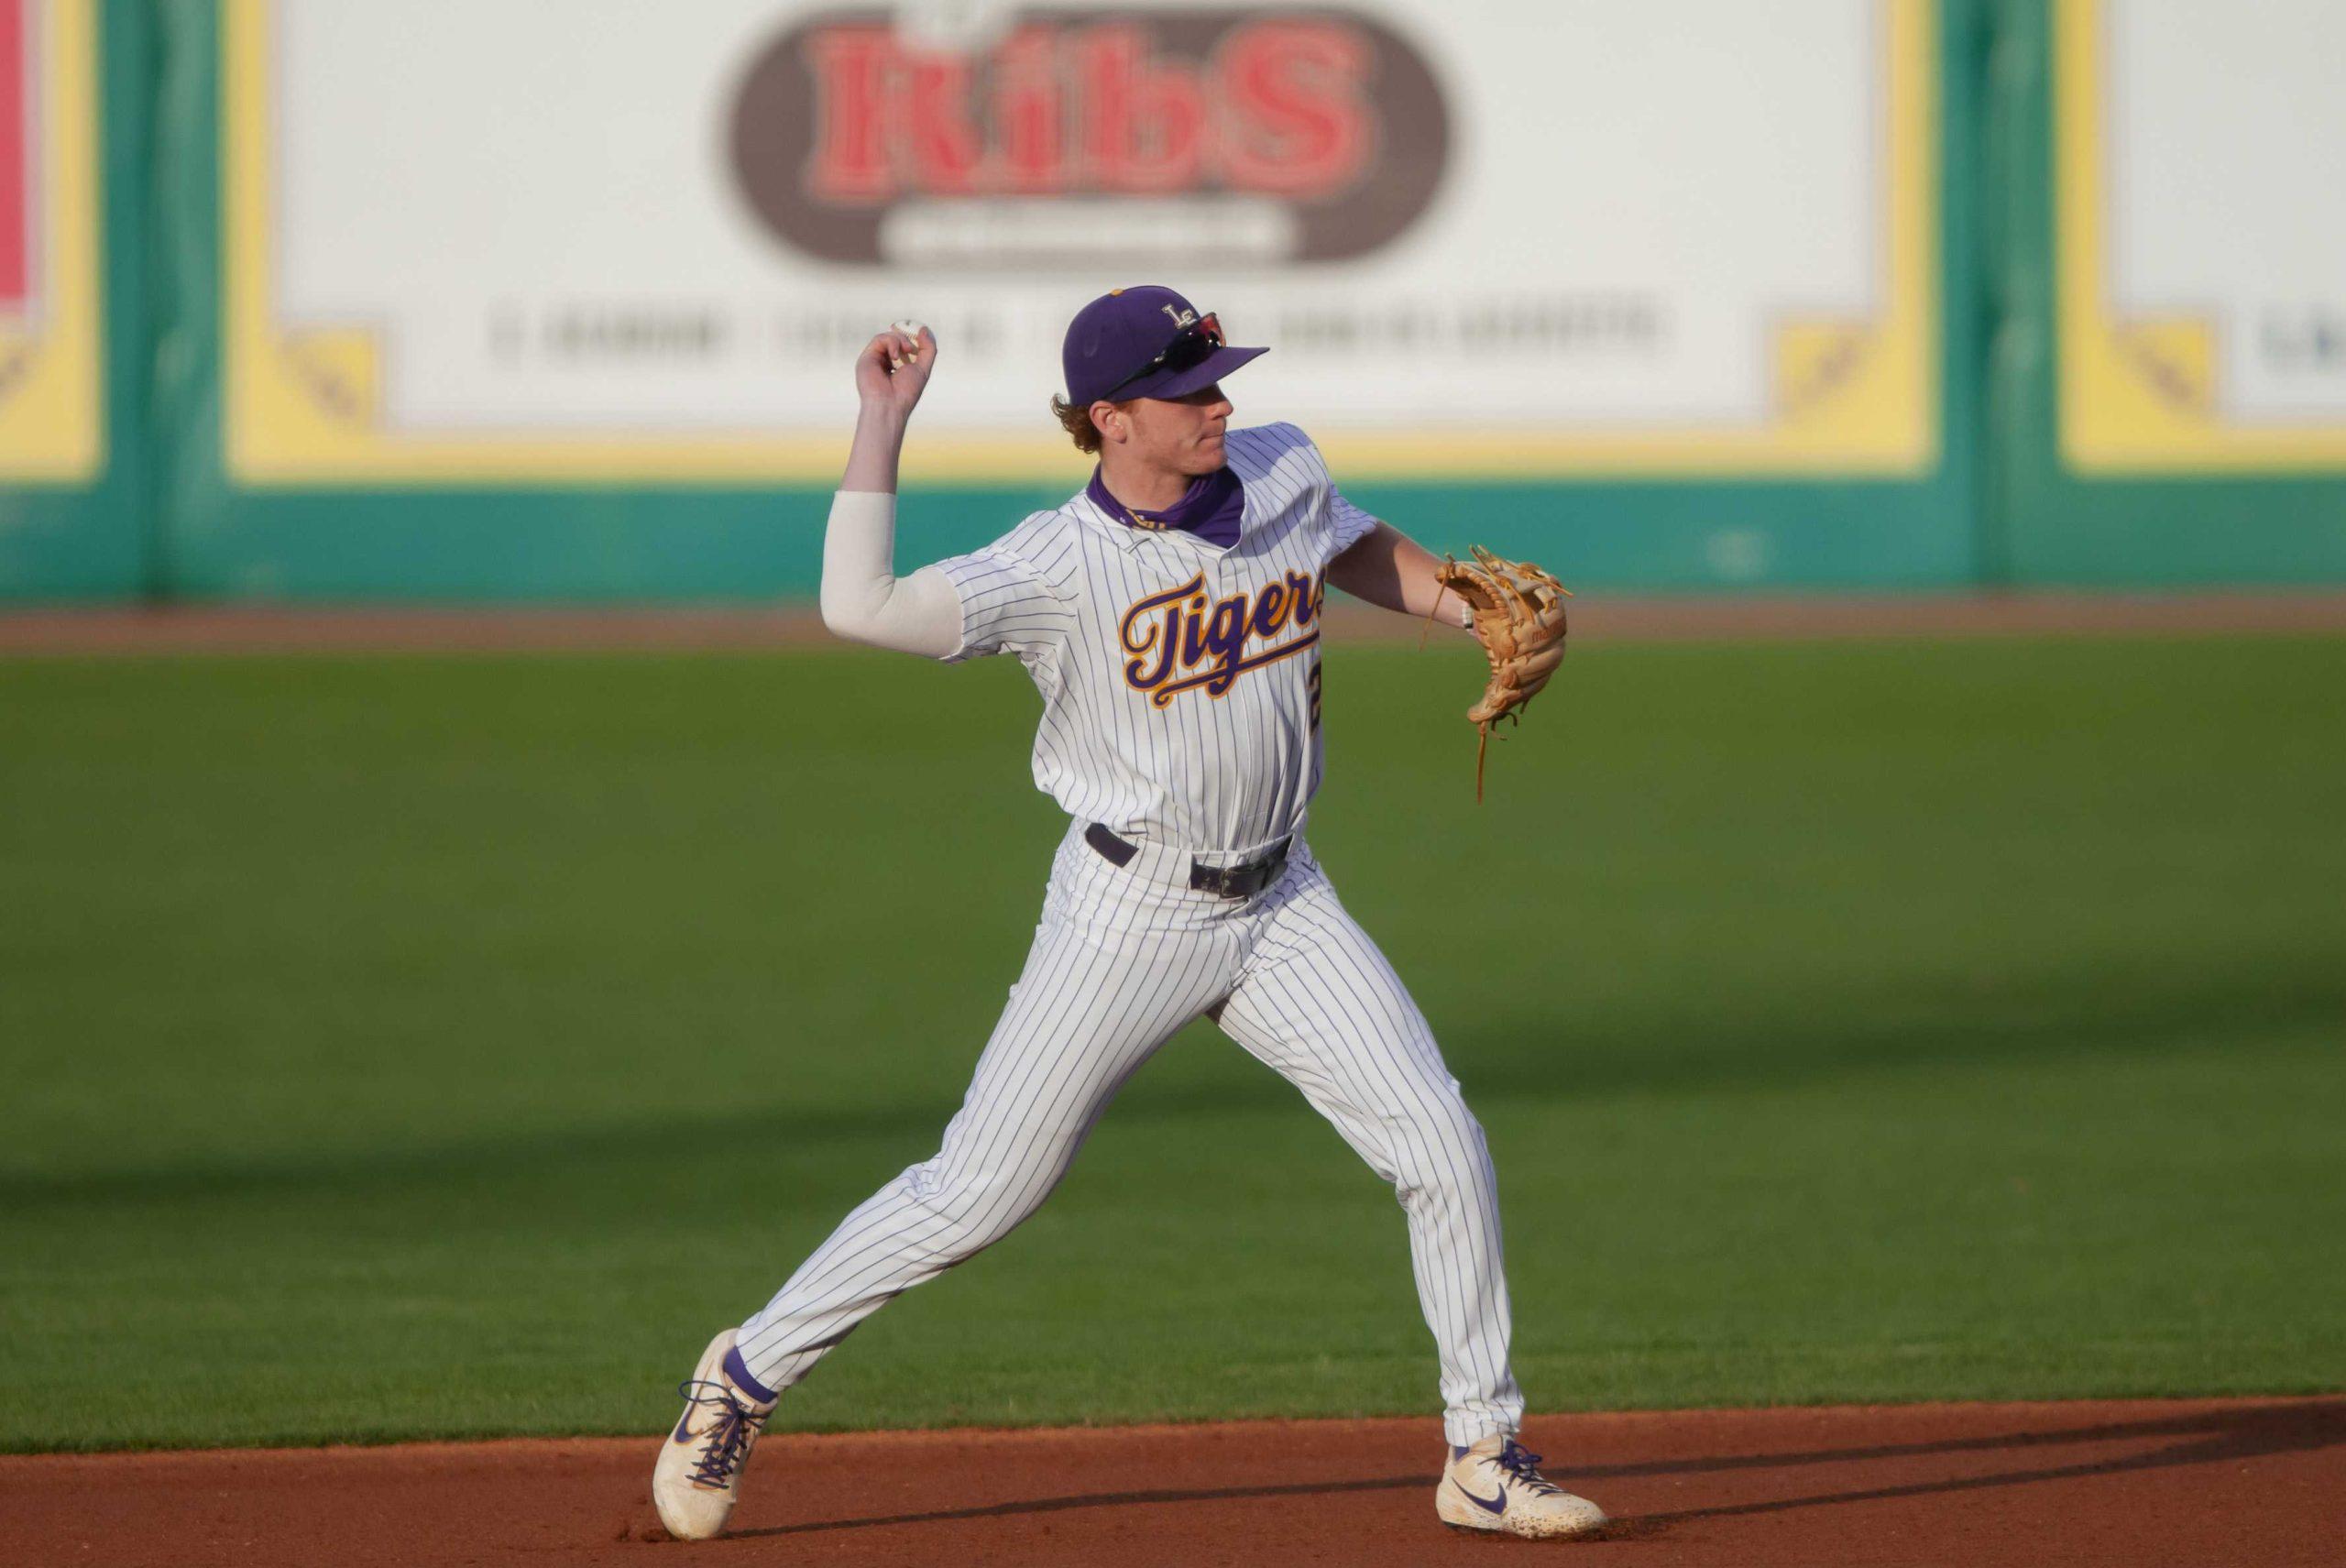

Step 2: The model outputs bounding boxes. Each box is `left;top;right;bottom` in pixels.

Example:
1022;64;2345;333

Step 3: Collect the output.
1084;823;1291;900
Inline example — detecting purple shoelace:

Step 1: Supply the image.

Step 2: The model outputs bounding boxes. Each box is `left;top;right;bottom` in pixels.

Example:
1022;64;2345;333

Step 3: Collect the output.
675;1379;766;1487
1496;1441;1562;1496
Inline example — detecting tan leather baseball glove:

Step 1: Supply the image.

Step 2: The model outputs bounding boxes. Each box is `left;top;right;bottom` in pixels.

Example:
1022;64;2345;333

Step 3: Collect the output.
1434;545;1573;801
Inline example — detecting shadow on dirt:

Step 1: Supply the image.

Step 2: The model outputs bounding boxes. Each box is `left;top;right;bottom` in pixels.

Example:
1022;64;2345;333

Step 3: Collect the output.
1628;1400;2346;1529
728;1400;2344;1541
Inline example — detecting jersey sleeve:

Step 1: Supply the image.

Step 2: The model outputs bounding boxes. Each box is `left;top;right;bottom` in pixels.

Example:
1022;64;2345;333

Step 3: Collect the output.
928;533;1075;664
1326;485;1381;557
1290;425;1380;558
1222;422;1385;564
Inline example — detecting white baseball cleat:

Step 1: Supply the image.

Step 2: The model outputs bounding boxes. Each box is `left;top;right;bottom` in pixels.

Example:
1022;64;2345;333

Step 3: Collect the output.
652;1329;777;1541
1435;1435;1608;1540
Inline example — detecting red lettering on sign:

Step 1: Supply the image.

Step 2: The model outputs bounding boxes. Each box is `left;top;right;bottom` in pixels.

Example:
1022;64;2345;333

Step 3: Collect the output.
791;15;1376;206
803;27;898;203
904;53;984;194
0;0;27;307
1076;26;1206;193
1219;21;1371;195
993;27;1063;192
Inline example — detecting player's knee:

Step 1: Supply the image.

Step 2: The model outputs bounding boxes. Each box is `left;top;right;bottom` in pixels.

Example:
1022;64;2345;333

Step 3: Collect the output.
1393;1080;1483;1144
905;1151;1069;1245
1388;1098;1491;1197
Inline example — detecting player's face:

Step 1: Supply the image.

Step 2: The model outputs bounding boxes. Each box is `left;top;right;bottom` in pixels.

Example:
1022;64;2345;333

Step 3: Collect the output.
1123;384;1233;475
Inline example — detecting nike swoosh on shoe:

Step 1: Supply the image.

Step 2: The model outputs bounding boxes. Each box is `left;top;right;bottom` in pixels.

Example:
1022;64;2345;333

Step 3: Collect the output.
1459;1481;1507;1514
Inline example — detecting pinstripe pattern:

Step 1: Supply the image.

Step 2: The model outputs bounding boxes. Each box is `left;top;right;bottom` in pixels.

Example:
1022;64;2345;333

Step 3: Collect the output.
734;424;1524;1447
931;423;1378;855
1215;851;1524;1442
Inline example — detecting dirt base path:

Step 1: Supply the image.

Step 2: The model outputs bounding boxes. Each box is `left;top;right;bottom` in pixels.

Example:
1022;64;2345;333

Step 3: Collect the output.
5;1398;2337;1567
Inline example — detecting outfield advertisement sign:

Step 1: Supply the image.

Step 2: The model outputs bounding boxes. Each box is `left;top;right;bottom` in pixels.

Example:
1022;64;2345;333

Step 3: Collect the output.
2055;0;2346;475
223;0;1936;486
0;0;100;484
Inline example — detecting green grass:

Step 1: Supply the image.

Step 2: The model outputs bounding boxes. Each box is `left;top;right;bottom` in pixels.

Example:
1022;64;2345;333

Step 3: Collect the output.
2;635;2341;1452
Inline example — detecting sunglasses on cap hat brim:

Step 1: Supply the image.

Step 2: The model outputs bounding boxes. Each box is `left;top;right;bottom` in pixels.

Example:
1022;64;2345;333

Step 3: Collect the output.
1115;313;1222;386
1103;313;1269;402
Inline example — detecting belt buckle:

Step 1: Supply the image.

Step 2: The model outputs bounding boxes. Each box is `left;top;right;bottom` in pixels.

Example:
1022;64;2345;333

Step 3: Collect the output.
1190;860;1238;898
1193;839;1287;900
1254;839;1290;894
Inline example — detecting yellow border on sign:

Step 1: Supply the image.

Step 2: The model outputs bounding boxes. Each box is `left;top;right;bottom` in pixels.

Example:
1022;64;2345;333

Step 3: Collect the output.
2057;0;2346;472
0;0;102;483
225;0;1935;486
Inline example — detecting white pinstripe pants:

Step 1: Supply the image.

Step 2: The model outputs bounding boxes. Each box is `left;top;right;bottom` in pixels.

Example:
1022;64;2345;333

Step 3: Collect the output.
736;822;1524;1446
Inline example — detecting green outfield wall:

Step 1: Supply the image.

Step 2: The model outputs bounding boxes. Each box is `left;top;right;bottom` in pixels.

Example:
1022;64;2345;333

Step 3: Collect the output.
0;0;2341;603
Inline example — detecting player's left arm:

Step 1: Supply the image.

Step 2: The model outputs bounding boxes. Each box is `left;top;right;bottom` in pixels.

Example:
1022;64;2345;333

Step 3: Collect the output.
1328;521;1472;629
819;323;968;658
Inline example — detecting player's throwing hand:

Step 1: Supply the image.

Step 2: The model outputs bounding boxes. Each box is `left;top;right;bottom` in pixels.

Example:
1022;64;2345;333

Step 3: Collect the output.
855;321;936;416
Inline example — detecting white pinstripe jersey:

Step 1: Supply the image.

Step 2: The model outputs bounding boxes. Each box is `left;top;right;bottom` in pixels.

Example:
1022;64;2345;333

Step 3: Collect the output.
931;423;1379;854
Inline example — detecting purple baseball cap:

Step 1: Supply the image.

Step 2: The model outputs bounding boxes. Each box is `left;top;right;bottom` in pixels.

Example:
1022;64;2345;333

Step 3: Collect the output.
1062;285;1267;408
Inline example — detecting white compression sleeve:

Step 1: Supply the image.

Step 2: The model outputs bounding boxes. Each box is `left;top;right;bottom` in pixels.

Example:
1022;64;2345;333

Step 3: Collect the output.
817;490;965;659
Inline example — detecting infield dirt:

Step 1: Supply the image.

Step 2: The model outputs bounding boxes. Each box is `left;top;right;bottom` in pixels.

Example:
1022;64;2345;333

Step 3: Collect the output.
5;1398;2337;1567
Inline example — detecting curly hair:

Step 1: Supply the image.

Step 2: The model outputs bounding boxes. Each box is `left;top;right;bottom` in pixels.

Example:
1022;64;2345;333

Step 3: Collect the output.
1049;395;1104;455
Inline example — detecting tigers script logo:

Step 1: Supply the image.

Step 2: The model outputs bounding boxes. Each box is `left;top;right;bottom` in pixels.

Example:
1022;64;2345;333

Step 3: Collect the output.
1120;569;1323;707
729;7;1450;268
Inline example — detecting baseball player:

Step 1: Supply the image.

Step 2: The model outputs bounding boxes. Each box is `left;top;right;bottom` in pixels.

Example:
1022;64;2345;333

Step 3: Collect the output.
653;287;1592;1541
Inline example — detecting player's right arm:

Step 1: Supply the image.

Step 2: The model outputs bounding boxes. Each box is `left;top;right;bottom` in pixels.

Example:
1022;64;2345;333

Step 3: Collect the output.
818;324;965;658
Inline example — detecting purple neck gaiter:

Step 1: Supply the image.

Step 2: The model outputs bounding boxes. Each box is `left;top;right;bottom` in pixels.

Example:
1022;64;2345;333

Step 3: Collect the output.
1088;464;1245;549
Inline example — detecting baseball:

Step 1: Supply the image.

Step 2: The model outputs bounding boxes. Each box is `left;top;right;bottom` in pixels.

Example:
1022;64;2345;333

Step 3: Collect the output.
885;320;926;373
